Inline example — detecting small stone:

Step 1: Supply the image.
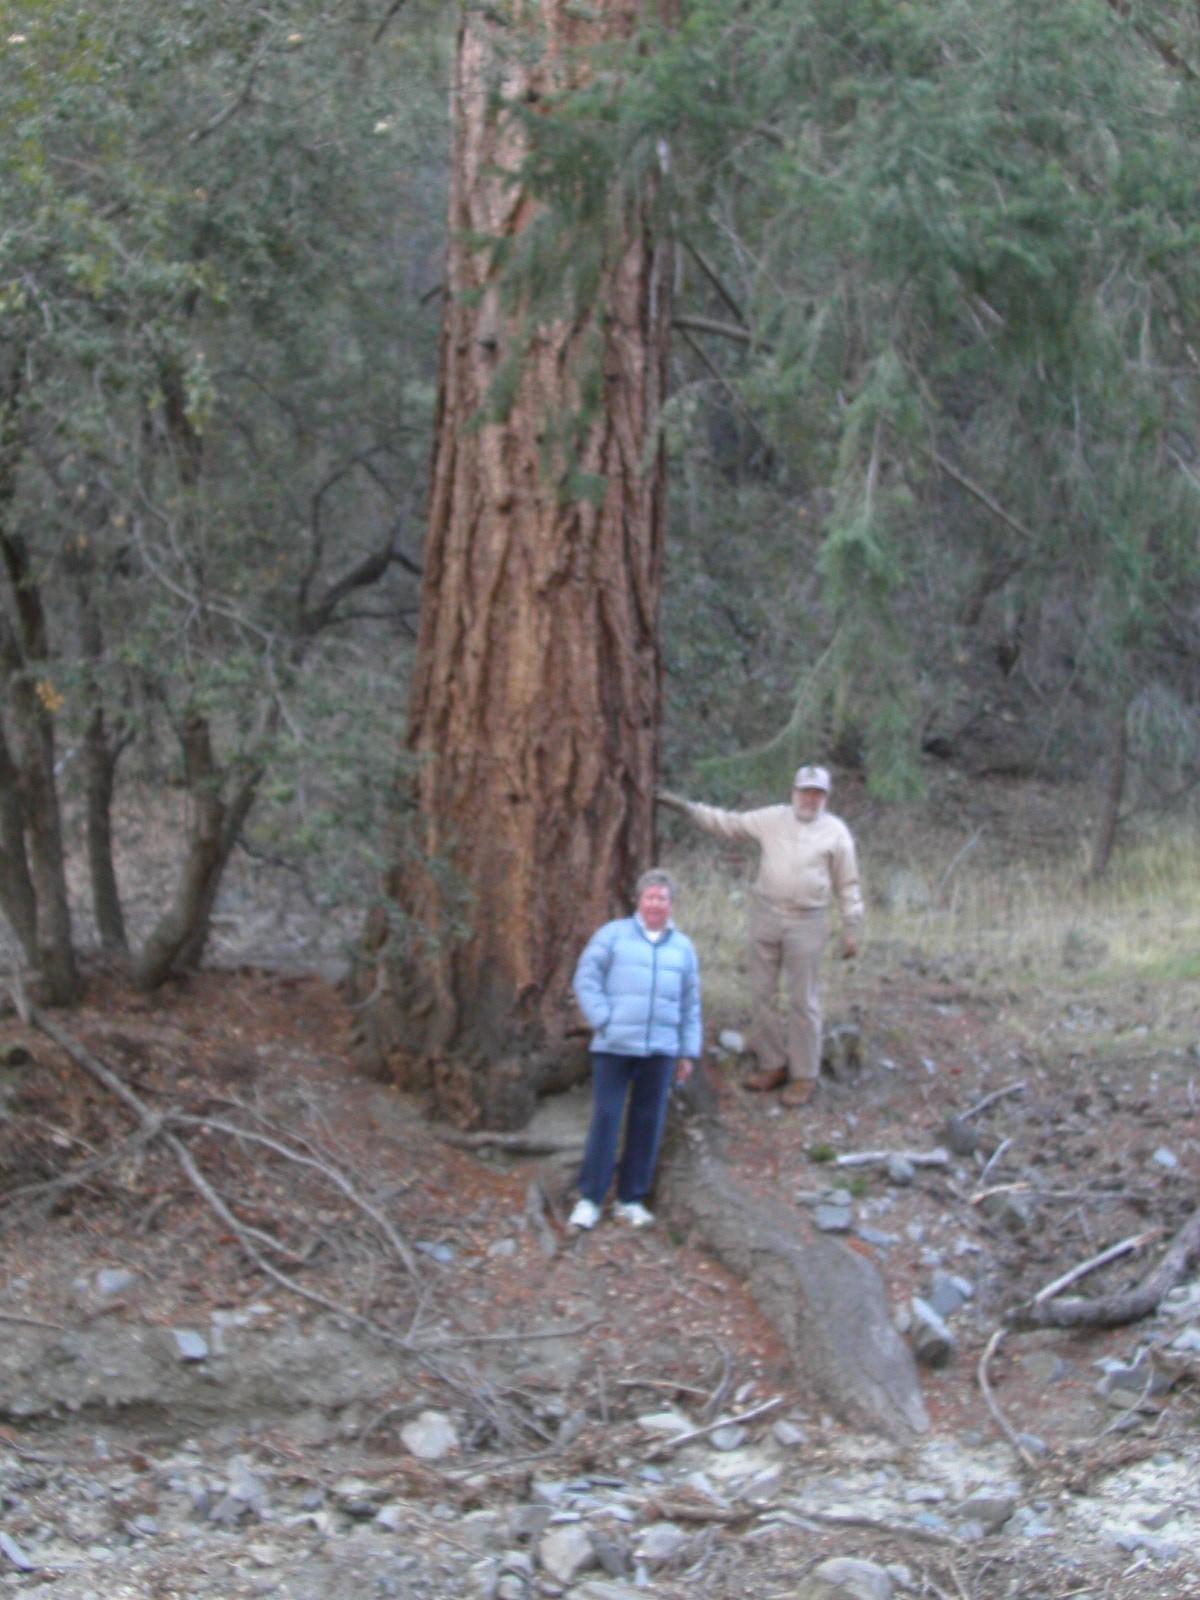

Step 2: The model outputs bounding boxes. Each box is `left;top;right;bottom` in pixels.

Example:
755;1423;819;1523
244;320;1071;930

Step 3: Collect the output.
885;1155;914;1186
1169;1326;1200;1354
172;1329;209;1362
511;1504;554;1543
814;1204;852;1233
94;1268;136;1299
708;1424;747;1451
414;1240;455;1264
635;1409;691;1437
589;1531;631;1578
796;1555;893;1599
635;1522;688;1566
1151;1147;1179;1170
928;1272;968;1319
943;1117;978;1157
400;1409;459;1460
955;1493;1016;1532
538;1524;595;1585
0;1531;35;1572
979;1189;1034;1233
772;1419;807;1448
487;1238;518;1258
718;1030;745;1054
910;1297;957;1368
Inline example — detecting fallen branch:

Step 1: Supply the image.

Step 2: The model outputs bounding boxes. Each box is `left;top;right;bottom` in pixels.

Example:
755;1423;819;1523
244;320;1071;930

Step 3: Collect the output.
1013;1203;1200;1330
783;1505;964;1548
168;1112;419;1277
24;1003;427;1354
648;1395;782;1455
1030;1230;1160;1307
438;1129;582;1155
978;1137;1011;1185
834;1149;950;1169
960;1081;1026;1121
0;1310;65;1331
977;1327;1039;1472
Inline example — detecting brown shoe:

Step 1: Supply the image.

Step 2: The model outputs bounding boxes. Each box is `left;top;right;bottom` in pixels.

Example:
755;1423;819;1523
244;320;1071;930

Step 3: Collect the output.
780;1078;816;1107
745;1066;788;1093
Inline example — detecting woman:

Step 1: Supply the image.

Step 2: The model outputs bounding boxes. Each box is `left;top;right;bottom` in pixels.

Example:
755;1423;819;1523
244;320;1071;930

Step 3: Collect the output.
569;869;702;1230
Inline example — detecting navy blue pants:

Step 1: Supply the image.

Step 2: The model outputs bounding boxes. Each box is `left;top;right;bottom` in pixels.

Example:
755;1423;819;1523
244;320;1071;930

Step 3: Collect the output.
578;1052;675;1207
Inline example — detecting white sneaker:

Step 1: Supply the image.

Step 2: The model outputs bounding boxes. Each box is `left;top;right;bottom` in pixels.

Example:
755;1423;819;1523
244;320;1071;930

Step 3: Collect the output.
568;1198;600;1231
613;1201;655;1228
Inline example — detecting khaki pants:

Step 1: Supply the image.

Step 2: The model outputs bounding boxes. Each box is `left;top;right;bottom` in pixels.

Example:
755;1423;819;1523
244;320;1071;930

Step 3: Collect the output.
745;900;828;1083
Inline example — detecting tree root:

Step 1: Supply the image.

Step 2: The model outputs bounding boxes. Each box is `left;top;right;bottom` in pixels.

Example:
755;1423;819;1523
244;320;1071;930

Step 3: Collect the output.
1011;1202;1200;1329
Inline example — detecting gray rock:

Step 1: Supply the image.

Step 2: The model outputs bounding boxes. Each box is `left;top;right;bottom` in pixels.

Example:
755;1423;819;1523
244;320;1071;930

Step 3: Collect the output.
885;1156;914;1186
979;1189;1034;1233
588;1531;631;1578
910;1298;957;1368
1098;1357;1171;1407
1151;1147;1179;1170
1169;1325;1200;1354
538;1523;595;1584
815;1205;853;1233
708;1424;747;1451
94;1268;136;1299
635;1521;688;1566
0;1531;35;1572
943;1117;978;1157
635;1409;691;1437
796;1556;894;1599
400;1409;459;1460
510;1504;554;1543
854;1225;897;1248
772;1419;807;1448
718;1030;745;1054
172;1329;209;1362
574;1583;644;1600
955;1493;1016;1532
928;1272;969;1319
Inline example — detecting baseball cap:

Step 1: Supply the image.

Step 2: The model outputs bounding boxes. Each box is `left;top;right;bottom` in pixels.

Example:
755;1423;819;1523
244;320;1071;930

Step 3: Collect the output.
793;764;831;792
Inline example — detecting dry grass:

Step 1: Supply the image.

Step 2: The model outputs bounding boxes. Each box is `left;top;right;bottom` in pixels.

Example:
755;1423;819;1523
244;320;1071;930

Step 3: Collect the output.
663;805;1200;1040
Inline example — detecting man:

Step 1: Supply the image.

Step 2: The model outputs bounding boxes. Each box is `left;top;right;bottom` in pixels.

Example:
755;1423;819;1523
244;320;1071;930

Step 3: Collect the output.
657;766;862;1107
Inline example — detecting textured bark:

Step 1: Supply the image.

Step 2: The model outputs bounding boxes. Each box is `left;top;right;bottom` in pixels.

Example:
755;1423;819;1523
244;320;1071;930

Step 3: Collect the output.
0;533;78;1004
363;1;674;1127
75;574;129;955
134;713;261;990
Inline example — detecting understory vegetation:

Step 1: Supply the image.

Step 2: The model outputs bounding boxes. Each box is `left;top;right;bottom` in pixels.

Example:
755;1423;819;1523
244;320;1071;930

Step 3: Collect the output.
1;0;1199;992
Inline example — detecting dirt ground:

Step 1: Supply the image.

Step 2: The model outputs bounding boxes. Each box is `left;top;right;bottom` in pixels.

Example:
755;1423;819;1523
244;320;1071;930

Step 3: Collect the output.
1;951;1199;1598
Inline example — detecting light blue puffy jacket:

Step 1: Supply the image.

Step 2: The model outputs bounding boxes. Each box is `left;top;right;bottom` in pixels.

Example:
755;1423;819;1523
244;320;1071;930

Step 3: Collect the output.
573;917;702;1059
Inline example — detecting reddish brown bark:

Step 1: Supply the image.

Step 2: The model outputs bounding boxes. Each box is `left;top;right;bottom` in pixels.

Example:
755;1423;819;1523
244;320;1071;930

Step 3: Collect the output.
363;1;673;1127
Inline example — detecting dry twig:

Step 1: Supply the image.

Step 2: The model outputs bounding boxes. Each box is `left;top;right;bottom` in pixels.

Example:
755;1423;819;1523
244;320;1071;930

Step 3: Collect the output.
977;1327;1039;1471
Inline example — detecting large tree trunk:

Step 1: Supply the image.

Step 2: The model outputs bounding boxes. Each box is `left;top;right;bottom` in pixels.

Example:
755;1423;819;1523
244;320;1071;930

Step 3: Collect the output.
360;1;673;1128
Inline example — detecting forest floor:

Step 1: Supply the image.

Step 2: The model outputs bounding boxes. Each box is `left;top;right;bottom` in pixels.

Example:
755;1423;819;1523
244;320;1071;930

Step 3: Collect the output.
2;787;1200;1600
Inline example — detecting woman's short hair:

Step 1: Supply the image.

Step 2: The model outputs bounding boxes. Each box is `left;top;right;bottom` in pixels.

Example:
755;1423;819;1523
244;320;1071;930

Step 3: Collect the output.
635;867;676;901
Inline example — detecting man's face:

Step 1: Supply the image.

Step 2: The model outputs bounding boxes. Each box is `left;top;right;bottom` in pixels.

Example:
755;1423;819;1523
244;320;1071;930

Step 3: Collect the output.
792;786;827;822
638;883;672;930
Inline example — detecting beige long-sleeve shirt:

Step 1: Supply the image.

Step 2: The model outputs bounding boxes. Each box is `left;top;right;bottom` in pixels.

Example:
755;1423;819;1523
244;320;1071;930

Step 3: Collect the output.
684;801;864;927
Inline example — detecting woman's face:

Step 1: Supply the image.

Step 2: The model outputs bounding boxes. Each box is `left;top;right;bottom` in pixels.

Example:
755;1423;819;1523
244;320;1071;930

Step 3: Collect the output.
637;883;672;931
